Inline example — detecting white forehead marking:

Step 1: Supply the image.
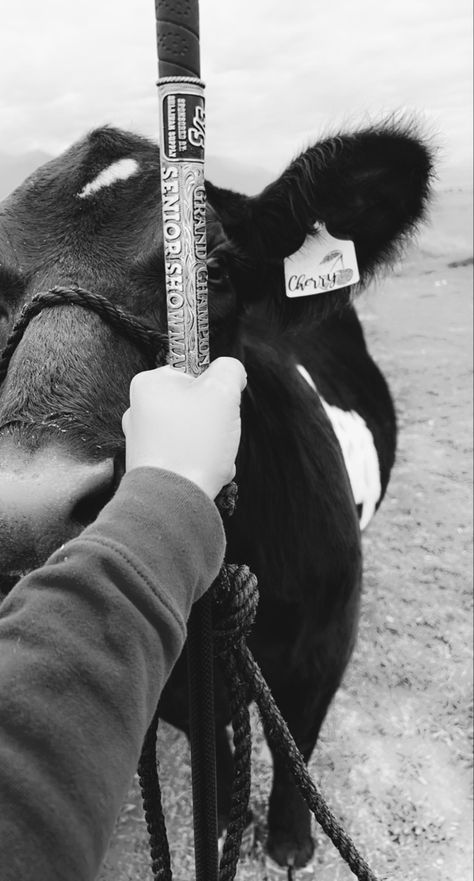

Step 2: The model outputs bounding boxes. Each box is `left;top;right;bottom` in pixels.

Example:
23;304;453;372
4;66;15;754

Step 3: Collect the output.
296;363;381;530
77;158;140;199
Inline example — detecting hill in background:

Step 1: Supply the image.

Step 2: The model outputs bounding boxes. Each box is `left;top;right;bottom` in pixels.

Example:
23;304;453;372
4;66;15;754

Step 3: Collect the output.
408;186;473;267
0;151;471;267
0;151;52;200
0;150;270;201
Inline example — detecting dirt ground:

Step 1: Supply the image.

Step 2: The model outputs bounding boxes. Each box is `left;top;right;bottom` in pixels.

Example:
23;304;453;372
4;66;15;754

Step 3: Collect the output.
98;187;473;881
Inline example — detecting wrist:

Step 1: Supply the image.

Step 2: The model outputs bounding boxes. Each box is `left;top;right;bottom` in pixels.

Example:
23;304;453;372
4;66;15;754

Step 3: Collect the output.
126;463;214;500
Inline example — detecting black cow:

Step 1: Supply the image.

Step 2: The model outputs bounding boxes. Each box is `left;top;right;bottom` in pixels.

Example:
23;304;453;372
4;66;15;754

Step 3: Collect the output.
0;122;432;869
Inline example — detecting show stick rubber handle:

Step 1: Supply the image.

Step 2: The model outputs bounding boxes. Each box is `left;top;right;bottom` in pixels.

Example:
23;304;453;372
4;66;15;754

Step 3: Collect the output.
155;0;201;78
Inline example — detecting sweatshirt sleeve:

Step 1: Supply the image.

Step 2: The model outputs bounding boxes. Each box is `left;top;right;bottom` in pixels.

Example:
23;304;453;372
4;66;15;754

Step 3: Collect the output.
0;467;226;881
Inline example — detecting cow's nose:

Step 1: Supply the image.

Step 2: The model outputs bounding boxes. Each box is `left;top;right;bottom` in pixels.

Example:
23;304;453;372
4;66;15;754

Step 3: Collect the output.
0;457;116;526
0;448;119;574
70;459;122;527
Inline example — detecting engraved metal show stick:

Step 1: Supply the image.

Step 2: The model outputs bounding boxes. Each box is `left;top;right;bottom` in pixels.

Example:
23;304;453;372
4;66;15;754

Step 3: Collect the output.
155;3;218;879
156;0;209;376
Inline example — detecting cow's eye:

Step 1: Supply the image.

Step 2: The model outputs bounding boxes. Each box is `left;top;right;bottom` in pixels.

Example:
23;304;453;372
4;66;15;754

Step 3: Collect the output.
0;266;25;318
207;257;221;282
207;256;229;288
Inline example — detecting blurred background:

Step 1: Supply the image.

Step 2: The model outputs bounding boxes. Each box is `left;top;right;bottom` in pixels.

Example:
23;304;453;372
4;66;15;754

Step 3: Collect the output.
0;0;471;197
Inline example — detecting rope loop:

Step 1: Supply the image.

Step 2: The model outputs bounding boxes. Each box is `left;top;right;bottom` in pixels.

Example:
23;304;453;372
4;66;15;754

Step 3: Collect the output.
215;481;238;519
211;563;259;658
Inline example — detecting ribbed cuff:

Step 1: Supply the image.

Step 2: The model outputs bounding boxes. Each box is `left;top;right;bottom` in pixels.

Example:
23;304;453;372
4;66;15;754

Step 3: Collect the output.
79;467;226;621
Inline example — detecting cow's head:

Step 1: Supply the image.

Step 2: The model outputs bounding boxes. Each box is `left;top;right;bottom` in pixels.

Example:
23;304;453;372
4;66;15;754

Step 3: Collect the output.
0;122;432;588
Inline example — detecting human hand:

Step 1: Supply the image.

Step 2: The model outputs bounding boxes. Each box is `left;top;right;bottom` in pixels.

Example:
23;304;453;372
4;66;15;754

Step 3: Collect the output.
121;357;247;499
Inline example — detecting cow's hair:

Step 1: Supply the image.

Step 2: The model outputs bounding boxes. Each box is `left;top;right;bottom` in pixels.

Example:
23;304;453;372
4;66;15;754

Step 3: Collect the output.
0;116;434;869
207;119;434;327
230;336;363;621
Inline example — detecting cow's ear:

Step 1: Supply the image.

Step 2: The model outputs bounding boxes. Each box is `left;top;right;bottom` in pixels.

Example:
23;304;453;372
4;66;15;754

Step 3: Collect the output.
207;122;434;283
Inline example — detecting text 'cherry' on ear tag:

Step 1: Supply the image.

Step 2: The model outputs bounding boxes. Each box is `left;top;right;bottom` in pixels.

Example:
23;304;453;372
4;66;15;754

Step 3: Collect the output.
284;224;360;298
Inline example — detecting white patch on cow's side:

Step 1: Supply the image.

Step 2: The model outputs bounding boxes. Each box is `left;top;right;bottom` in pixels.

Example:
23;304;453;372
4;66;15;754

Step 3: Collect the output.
297;364;317;393
77;158;140;199
296;363;381;530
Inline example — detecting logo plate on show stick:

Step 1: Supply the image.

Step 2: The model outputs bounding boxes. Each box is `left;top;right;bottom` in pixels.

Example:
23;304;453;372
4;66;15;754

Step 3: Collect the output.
284;224;360;297
162;93;205;162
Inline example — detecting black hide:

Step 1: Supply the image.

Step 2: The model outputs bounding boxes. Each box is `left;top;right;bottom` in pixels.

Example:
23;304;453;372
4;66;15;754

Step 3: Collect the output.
0;120;433;868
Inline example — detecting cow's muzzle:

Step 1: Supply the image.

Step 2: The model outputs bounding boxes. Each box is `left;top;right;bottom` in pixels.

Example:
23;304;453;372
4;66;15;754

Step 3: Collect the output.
0;285;160;586
0;443;119;581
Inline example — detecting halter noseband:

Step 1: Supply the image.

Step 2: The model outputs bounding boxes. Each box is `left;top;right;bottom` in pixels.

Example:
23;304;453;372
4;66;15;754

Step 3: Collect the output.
0;285;168;387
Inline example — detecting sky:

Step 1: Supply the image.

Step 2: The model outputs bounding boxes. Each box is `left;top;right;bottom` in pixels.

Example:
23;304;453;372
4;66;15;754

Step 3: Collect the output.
0;0;472;189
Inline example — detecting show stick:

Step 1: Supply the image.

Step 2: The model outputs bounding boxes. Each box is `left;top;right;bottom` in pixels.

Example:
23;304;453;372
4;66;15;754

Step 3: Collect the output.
155;4;218;881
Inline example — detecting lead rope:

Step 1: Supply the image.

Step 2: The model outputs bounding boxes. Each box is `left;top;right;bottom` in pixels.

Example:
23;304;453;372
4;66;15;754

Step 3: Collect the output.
0;288;381;881
218;561;380;881
138;709;171;879
138;490;382;881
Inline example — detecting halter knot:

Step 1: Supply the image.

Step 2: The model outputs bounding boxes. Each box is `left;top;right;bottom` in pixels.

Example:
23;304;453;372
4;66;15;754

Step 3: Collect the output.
212;563;259;657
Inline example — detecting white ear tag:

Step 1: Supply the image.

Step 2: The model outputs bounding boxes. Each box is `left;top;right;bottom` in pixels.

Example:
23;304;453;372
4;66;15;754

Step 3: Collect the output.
284;224;360;298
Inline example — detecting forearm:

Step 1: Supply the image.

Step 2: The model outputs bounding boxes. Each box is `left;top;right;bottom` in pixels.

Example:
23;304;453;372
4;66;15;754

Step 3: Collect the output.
0;468;225;881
